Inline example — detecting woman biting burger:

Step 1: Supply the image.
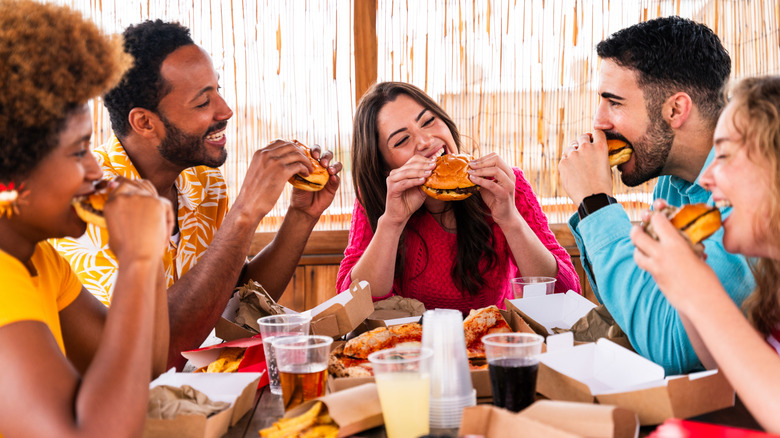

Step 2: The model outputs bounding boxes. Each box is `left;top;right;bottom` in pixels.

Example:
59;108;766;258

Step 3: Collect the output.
337;82;580;313
631;76;780;433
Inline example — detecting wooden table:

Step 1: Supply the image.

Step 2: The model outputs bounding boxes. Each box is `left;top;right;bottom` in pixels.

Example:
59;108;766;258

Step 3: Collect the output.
224;387;764;438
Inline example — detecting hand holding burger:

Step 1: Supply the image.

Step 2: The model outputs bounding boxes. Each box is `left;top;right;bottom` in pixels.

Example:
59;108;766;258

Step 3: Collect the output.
287;140;330;192
642;203;722;252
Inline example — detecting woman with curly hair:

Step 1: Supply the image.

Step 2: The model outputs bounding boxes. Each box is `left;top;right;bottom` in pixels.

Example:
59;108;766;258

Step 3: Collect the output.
632;76;780;433
337;82;580;313
0;1;173;437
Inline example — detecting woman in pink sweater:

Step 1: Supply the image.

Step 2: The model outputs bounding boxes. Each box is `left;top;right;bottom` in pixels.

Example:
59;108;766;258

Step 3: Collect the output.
337;82;580;313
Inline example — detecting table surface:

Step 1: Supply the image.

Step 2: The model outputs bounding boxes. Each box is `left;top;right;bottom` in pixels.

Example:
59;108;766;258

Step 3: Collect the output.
224;386;764;438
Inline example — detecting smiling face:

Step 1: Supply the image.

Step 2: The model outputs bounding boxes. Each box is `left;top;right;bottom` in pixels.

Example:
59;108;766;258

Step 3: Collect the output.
13;105;103;242
155;44;233;168
594;60;675;186
376;94;457;170
700;102;773;258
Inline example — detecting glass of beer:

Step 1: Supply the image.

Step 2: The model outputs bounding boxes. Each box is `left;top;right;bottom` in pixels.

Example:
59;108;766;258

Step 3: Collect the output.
368;346;434;438
483;332;544;412
257;314;311;395
272;335;333;411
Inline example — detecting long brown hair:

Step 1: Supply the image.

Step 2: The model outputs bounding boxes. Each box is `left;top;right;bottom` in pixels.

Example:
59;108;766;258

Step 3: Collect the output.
727;76;780;336
351;81;496;295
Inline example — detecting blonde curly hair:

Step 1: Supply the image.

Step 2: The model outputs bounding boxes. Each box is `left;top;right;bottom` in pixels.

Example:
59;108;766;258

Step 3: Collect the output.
0;0;131;180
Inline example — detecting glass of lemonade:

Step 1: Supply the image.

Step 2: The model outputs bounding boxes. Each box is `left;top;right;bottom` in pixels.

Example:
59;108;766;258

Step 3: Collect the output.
368;346;434;438
483;332;544;412
272;335;333;411
257;314;311;395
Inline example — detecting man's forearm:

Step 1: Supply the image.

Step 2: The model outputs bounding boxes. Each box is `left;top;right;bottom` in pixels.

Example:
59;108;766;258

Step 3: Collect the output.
166;209;259;369
242;208;319;301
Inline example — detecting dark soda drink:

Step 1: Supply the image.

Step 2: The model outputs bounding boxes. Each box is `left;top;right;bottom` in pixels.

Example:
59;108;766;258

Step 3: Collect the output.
488;358;539;412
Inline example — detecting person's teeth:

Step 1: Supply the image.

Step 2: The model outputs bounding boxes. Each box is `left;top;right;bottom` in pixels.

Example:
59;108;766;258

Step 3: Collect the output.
205;129;225;141
715;199;732;209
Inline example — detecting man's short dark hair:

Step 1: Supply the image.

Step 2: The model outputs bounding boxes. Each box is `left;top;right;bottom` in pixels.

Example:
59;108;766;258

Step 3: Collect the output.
103;20;194;138
597;16;731;128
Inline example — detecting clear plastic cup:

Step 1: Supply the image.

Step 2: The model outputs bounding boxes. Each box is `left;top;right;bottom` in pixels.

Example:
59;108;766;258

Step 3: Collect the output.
483;332;544;412
421;309;476;429
257;314;311;395
511;276;556;299
272;335;333;411
369;346;433;438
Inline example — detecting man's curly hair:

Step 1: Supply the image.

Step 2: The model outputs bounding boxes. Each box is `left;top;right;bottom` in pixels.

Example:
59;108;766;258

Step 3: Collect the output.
103;20;194;139
597;16;731;129
0;0;131;180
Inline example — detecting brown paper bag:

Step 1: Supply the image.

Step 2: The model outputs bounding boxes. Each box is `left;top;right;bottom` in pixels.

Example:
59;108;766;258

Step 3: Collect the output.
552;304;635;351
283;383;383;437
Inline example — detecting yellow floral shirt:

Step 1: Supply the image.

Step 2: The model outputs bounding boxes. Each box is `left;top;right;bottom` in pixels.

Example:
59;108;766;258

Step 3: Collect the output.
52;136;229;306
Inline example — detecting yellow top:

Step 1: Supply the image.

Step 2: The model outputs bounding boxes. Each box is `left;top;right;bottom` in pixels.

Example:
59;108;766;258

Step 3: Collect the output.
0;242;82;353
52;136;229;305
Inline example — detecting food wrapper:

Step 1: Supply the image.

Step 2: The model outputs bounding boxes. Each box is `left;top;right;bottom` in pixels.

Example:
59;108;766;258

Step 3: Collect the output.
233;280;286;333
147;384;231;420
552;304;634;351
370;296;426;319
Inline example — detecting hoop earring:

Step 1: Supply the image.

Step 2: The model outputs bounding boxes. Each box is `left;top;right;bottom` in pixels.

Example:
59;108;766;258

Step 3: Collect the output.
0;182;28;218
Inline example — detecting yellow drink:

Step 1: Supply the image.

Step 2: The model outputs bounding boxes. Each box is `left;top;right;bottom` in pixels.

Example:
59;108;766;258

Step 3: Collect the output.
375;373;430;438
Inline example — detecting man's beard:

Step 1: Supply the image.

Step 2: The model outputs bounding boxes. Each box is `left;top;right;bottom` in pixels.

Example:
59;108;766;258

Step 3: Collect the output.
157;113;228;169
620;111;675;187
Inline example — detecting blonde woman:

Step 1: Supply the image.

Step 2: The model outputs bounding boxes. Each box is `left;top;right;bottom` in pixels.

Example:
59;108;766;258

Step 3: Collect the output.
632;76;780;433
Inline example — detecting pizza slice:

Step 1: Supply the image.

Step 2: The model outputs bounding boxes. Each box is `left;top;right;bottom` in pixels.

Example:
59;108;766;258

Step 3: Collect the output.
463;305;512;359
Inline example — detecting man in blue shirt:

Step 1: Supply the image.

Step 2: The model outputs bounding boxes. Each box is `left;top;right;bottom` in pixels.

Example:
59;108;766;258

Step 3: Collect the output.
558;16;754;374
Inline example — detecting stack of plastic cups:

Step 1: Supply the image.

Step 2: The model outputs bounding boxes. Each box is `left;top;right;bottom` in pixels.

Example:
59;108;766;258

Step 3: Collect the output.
421;309;477;430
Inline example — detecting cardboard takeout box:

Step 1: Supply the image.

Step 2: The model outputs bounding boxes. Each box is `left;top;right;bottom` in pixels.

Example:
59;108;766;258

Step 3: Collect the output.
458;400;639;438
505;291;596;336
536;335;735;425
143;370;262;438
283;383;384;438
216;280;374;341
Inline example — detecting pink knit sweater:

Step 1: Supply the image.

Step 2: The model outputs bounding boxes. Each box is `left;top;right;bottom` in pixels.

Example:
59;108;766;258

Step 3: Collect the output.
336;168;581;314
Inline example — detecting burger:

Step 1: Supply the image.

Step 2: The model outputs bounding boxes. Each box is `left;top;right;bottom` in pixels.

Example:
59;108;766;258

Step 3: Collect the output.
643;203;722;248
72;179;114;228
420;154;479;201
288;140;329;192
607;139;633;167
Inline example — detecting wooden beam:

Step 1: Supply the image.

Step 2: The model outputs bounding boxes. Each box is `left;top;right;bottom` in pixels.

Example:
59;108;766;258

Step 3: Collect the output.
354;0;378;106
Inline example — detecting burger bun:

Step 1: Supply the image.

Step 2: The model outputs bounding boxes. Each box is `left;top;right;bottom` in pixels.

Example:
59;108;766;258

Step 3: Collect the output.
288;140;329;192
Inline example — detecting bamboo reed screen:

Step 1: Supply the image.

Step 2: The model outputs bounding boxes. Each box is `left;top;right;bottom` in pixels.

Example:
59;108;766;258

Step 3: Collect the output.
55;0;780;229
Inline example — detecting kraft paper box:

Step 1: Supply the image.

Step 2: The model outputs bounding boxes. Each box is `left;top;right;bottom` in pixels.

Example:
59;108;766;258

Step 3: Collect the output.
505;290;597;337
143;370;262;438
216;280;374;341
458;401;639;438
283;383;383;437
536;335;735;425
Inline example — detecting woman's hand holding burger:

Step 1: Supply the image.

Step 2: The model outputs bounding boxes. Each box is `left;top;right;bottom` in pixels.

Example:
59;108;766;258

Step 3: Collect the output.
467;153;519;225
630;199;722;314
103;176;174;263
383;155;434;226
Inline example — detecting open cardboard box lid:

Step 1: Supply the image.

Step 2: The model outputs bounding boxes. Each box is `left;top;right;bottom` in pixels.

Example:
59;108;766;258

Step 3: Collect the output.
216;280;374;341
536;334;735;425
144;370;262;438
459;400;639;438
505;290;596;336
284;383;383;437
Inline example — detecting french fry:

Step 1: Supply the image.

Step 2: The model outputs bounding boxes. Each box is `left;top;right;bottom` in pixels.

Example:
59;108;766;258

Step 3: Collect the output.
195;347;246;373
259;402;339;438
